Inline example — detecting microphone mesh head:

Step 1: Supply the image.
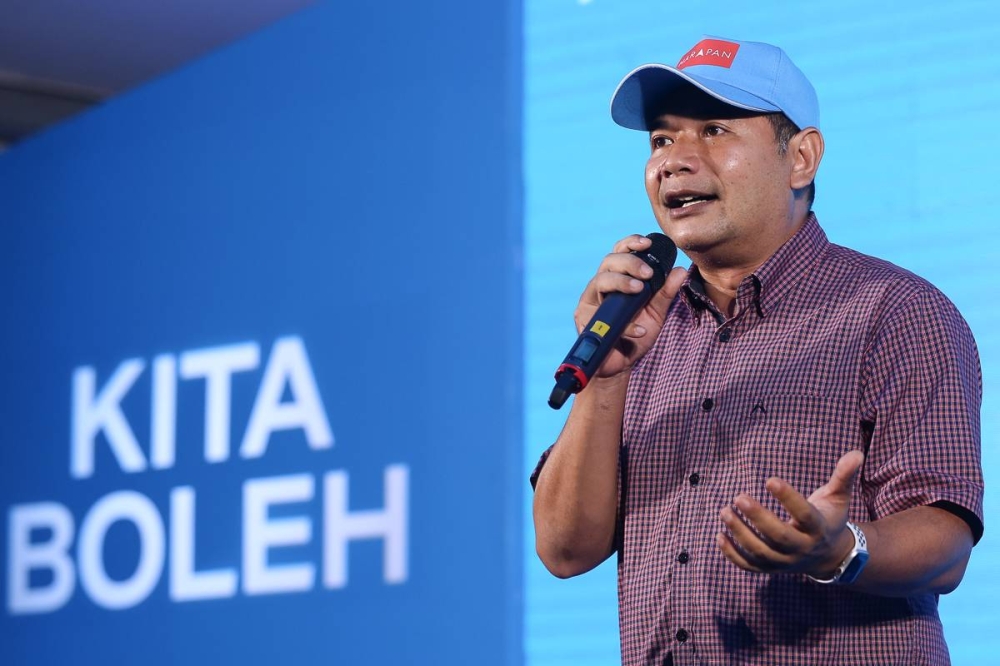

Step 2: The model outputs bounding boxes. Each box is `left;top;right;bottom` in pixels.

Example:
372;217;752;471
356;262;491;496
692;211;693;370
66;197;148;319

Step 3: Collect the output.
636;232;677;293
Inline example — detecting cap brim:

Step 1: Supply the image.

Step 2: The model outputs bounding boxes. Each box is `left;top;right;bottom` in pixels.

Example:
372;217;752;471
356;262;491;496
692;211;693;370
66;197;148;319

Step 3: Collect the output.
610;64;780;131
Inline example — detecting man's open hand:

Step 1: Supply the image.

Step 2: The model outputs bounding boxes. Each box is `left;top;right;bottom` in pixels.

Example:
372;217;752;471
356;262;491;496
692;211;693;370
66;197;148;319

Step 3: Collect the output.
717;450;865;578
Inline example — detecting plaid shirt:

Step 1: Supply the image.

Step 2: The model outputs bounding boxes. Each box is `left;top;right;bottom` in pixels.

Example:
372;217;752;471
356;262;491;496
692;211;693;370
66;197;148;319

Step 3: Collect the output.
534;215;983;665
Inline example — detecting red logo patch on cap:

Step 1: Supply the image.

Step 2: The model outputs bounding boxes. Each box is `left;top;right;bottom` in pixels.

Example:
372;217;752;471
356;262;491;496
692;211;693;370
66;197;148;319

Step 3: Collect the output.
676;39;740;70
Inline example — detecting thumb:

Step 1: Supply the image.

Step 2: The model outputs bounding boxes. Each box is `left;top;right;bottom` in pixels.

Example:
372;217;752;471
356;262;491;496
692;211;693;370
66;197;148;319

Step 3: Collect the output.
827;449;865;497
648;267;688;315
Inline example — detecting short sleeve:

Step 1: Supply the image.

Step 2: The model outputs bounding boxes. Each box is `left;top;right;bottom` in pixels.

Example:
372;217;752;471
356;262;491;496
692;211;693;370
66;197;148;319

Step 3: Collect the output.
529;445;555;490
859;286;984;543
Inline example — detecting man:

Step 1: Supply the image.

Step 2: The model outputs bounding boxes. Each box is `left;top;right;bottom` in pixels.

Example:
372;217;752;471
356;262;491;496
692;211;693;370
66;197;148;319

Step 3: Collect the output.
531;37;983;665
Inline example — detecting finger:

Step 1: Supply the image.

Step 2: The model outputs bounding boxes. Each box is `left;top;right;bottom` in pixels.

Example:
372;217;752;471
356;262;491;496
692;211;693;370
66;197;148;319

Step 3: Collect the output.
623;322;648;339
574;273;648;334
716;531;765;573
644;266;687;313
732;494;810;555
611;234;651;255
664;266;688;294
586;271;649;303
620;266;687;337
720;505;790;570
826;450;865;495
650;266;688;300
597;252;657;281
576;265;665;335
764;476;823;533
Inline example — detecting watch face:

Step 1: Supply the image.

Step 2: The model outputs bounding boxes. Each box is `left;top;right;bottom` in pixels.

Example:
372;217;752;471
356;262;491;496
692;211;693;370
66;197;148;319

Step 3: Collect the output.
838;550;870;584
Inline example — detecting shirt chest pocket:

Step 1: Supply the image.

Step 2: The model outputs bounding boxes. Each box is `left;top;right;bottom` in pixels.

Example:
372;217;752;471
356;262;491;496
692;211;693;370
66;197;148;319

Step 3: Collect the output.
725;393;858;509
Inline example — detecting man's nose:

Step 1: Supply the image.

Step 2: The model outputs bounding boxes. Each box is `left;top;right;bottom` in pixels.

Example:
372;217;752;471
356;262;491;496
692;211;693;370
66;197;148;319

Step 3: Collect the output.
654;139;701;178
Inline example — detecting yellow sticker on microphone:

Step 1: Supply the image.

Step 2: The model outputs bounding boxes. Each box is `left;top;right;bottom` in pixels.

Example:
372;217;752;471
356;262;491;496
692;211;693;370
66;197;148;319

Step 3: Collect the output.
590;321;610;337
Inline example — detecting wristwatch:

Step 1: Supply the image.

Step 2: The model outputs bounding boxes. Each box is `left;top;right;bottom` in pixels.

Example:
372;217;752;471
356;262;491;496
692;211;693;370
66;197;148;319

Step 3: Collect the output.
808;521;869;585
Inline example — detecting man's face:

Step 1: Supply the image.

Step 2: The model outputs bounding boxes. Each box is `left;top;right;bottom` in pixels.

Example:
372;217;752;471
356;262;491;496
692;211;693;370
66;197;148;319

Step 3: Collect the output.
644;87;799;269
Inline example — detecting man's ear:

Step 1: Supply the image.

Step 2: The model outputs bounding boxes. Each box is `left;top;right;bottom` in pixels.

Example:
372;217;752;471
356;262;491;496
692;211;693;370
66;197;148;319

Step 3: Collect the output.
789;127;824;190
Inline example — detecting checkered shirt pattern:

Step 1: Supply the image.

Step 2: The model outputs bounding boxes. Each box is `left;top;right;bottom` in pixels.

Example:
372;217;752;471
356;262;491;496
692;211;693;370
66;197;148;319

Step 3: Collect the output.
533;215;983;666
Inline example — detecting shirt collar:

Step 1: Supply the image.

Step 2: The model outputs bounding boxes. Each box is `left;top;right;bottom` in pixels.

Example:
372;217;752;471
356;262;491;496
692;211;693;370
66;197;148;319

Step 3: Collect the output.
680;269;720;324
680;213;829;321
752;212;828;317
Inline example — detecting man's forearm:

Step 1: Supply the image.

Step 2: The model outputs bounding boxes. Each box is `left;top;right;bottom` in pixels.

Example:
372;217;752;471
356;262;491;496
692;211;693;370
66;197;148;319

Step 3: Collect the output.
849;505;973;597
532;375;629;578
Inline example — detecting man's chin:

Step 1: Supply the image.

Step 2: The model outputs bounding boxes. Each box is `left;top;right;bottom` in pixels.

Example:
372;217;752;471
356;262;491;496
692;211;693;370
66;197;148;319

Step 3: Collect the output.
672;234;721;255
673;237;738;267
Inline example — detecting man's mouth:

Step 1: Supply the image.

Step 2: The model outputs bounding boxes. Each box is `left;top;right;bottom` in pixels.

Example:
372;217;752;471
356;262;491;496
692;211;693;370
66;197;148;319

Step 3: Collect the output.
666;193;718;209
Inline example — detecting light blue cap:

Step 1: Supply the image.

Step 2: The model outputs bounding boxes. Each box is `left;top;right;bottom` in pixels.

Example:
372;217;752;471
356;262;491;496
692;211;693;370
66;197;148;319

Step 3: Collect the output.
610;36;819;131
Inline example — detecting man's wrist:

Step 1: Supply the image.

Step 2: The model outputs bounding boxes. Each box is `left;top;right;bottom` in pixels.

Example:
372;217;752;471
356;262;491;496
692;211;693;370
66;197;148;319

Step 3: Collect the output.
816;526;856;578
808;522;869;585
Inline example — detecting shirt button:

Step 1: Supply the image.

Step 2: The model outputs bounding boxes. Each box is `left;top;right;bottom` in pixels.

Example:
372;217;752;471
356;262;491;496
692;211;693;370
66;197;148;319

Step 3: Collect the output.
701;398;714;411
688;472;700;486
718;328;732;342
676;551;690;564
675;628;689;643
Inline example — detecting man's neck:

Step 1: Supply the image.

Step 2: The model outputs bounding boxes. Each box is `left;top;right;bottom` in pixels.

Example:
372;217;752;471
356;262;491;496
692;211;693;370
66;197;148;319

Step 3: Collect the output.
697;264;753;319
691;209;812;318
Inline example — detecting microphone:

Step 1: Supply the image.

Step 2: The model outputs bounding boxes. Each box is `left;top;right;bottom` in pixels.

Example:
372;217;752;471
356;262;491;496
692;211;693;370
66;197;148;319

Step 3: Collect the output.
548;233;677;410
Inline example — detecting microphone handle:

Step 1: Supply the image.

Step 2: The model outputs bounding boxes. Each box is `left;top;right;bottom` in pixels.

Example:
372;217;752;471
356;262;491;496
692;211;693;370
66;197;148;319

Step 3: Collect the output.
547;283;654;409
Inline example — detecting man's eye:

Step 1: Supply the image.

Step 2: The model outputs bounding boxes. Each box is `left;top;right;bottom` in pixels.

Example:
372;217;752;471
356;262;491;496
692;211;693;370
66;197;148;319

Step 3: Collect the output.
705;125;725;136
651;136;672;149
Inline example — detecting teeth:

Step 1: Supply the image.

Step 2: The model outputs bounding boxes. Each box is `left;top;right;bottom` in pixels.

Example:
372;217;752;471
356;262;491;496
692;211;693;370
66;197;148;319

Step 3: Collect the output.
667;194;713;209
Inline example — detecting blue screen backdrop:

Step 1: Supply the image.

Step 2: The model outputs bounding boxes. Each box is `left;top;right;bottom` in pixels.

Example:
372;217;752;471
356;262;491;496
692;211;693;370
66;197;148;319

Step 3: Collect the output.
0;1;522;664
